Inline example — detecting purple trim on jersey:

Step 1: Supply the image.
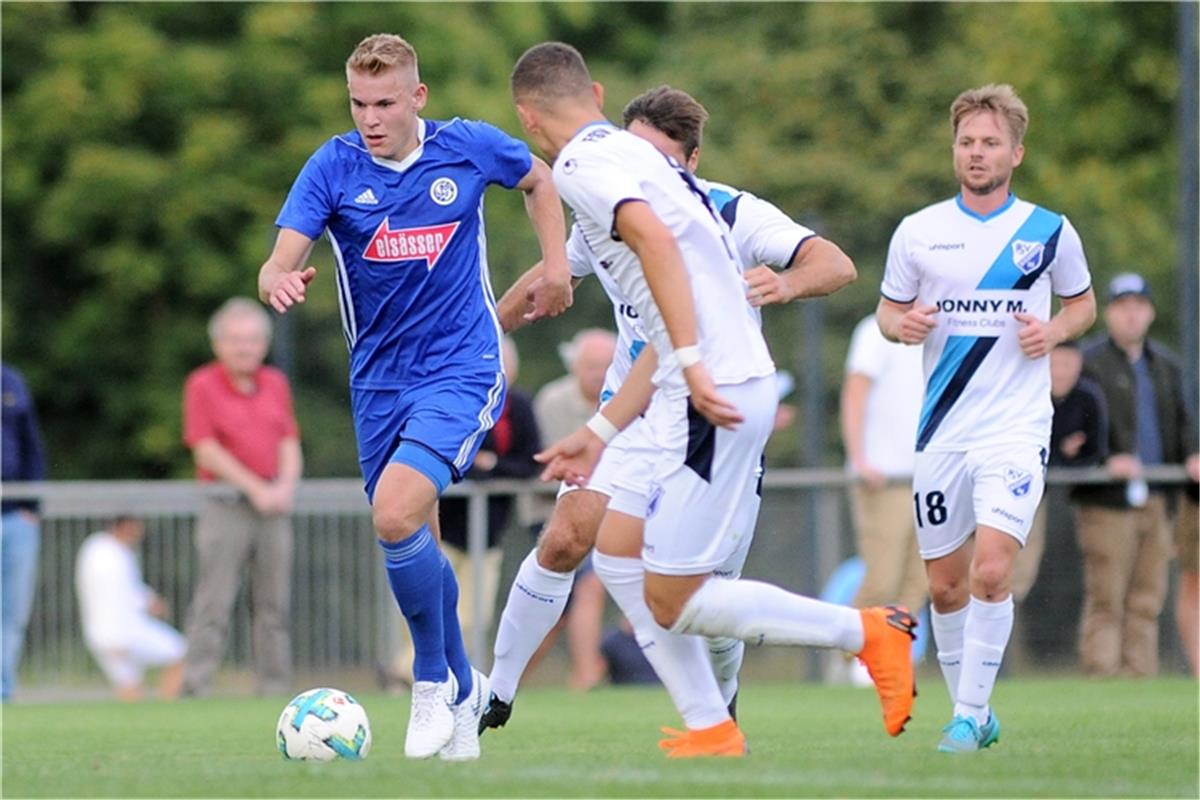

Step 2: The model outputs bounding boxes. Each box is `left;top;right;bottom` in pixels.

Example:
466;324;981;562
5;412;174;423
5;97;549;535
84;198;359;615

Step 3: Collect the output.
880;289;917;305
785;234;816;269
609;197;644;241
1058;282;1093;300
274;120;532;389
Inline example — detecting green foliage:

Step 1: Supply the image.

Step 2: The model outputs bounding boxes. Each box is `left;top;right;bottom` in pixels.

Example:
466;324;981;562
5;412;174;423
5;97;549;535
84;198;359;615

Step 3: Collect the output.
2;679;1197;797
0;2;1185;477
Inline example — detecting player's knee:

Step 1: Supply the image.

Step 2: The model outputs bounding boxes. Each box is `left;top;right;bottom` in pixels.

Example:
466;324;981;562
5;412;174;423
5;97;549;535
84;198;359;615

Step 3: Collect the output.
537;520;592;572
970;558;1010;599
373;506;426;544
644;586;682;629
928;577;967;611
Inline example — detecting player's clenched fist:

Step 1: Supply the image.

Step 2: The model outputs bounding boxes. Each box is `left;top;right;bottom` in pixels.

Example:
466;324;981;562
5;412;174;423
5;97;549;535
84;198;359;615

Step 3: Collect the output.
1014;311;1057;359
266;267;317;314
898;304;938;345
744;265;792;307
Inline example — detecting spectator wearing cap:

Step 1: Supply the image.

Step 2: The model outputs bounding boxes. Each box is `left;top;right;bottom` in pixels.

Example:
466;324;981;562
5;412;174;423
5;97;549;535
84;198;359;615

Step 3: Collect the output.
1075;273;1199;677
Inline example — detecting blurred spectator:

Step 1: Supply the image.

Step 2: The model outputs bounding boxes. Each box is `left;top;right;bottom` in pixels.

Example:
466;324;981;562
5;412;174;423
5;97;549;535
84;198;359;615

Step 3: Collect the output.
531;328;616;690
839;314;926;685
1177;483;1199;676
1;363;47;702
1012;341;1109;602
382;337;540;688
181;298;302;696
76;516;186;701
1075;274;1198;677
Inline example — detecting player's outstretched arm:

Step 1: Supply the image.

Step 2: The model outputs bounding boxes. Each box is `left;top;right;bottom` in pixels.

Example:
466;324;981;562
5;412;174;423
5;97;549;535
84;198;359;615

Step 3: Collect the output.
746;237;856;307
1014;287;1097;359
536;346;659;486
515;157;572;319
496;261;545;333
258;228;318;314
876;296;937;345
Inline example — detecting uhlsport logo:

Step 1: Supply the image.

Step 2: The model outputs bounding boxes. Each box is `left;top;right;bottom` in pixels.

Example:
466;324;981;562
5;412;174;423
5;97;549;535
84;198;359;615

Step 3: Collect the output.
429;177;458;206
363;218;459;270
1011;240;1045;274
1004;466;1033;497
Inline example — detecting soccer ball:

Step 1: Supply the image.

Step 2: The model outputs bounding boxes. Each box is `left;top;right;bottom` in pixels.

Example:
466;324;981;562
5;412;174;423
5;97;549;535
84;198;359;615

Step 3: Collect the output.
276;687;372;761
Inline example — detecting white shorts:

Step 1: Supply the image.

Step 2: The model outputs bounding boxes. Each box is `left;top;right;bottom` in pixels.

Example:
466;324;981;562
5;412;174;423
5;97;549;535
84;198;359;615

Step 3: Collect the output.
641;376;776;576
89;618;187;689
557;415;655;519
912;442;1047;559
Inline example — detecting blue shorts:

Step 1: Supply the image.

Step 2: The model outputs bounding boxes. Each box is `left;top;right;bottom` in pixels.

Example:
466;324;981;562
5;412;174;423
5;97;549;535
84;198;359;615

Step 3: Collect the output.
351;370;506;503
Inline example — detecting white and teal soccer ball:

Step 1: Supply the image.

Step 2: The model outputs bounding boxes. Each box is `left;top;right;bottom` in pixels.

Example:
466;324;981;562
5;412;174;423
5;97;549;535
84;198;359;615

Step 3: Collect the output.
276;687;372;761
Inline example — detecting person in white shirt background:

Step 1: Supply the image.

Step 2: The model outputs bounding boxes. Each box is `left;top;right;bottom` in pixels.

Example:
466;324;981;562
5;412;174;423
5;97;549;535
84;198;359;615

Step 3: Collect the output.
75;516;186;701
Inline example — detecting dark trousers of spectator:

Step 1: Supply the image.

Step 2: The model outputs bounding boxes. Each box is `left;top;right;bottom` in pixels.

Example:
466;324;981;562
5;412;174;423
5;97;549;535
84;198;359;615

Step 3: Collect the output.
1076;495;1171;677
182;498;293;695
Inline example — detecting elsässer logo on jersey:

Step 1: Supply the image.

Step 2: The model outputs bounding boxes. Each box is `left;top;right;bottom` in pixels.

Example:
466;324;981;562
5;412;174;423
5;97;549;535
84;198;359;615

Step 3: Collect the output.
362;218;460;270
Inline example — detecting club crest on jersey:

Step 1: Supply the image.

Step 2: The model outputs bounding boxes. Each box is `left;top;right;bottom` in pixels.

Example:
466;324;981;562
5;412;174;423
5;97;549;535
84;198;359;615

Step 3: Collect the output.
429;177;458;206
1004;466;1033;497
1011;240;1045;274
363;218;459;270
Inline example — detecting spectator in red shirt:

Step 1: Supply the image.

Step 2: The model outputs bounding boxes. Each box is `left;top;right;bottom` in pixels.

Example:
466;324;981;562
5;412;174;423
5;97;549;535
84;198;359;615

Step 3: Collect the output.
181;298;302;696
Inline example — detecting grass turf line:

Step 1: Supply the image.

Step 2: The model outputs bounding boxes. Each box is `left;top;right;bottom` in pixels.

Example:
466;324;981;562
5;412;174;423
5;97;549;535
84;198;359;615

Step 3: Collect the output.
2;677;1196;798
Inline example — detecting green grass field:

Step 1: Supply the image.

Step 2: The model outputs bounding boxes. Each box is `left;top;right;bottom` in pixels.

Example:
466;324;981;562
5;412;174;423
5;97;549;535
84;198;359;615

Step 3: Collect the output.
2;677;1197;798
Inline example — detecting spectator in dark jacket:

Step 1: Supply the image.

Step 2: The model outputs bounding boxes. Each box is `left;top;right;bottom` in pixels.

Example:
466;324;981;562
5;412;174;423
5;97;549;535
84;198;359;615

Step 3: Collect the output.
1;363;47;702
1075;273;1199;677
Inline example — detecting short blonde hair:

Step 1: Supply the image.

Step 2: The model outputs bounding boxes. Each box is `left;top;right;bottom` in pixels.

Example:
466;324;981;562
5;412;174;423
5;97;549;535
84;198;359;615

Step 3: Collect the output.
346;34;418;77
951;84;1029;145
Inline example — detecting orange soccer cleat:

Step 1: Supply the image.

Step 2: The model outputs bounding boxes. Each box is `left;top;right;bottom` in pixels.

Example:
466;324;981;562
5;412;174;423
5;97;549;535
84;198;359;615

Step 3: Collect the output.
657;719;748;758
857;605;918;737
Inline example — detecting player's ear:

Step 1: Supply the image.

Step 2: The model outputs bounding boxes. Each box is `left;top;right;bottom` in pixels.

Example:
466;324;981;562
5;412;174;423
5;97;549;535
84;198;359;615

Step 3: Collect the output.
592;81;604;111
1011;142;1024;168
687;146;701;173
413;83;429;112
515;103;538;135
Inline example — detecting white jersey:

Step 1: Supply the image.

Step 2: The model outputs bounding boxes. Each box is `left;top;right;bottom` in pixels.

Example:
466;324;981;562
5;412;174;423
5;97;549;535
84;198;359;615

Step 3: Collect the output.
881;195;1092;452
75;532;154;650
553;123;774;398
566;172;809;401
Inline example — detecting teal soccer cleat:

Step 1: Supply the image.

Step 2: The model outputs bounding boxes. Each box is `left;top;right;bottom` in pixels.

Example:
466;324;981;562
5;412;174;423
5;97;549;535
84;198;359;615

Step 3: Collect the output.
937;713;1001;753
978;712;1001;749
937;715;981;753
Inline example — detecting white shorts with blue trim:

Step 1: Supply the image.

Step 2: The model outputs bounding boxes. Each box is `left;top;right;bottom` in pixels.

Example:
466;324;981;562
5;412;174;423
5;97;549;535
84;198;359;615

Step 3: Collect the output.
640;376;775;576
912;441;1047;559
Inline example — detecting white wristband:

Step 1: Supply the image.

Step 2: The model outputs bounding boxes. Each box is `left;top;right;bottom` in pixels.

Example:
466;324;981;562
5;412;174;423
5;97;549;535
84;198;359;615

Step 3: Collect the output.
586;412;619;445
674;345;702;369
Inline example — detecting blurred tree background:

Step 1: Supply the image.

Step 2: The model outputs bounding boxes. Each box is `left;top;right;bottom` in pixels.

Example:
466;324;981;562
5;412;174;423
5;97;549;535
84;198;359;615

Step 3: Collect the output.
1;1;1189;479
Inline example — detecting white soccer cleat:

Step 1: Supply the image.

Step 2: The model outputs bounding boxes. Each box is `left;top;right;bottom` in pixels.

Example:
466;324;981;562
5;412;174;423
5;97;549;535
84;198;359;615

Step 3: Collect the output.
404;678;455;759
439;668;489;761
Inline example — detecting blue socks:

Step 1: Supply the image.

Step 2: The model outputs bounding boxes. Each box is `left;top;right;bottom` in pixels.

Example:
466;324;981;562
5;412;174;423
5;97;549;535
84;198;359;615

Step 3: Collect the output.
441;555;473;703
379;527;447;683
379;525;473;702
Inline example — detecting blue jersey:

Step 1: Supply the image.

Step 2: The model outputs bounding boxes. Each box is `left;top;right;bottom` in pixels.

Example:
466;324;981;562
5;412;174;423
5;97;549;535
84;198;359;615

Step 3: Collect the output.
276;118;532;389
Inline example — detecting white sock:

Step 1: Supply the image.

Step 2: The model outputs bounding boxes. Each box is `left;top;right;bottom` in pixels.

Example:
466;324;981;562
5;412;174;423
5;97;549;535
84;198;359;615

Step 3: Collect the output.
488;548;574;703
954;595;1013;724
672;578;864;652
931;604;968;706
706;635;743;707
593;552;730;730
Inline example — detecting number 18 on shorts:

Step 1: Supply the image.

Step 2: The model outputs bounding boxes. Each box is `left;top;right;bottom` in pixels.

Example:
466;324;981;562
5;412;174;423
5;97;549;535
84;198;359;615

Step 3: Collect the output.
912;442;1047;560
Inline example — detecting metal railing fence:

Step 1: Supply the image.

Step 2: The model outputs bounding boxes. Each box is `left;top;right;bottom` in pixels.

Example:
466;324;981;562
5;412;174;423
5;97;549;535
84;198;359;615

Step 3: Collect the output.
2;466;1190;686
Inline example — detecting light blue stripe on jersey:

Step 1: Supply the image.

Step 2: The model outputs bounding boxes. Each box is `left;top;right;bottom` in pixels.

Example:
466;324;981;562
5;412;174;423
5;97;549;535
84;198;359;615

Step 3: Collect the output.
918;335;979;436
975;206;1063;290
